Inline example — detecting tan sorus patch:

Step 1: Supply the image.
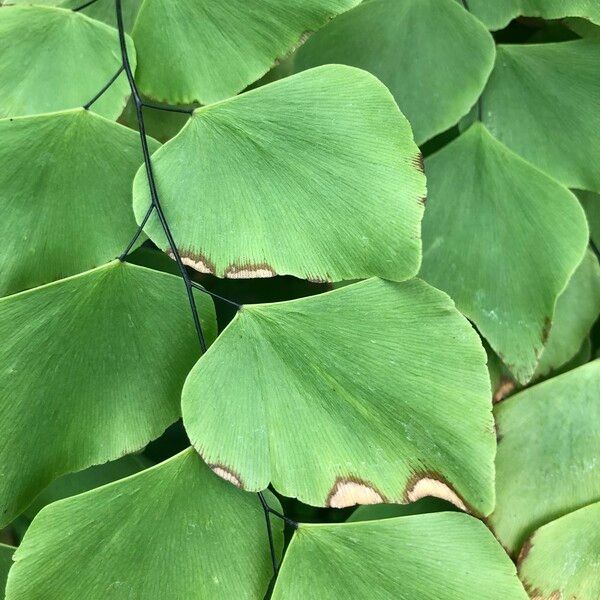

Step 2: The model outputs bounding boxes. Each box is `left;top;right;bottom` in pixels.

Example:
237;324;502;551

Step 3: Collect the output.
412;152;425;173
493;376;516;404
224;263;276;279
326;478;384;509
404;475;468;512
168;249;215;275
209;464;243;489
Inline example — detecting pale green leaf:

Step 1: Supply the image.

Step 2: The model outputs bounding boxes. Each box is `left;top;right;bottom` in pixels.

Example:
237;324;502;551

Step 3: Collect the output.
0;261;216;526
133;66;426;282
490;360;600;555
132;0;360;104
183;277;495;515
272;513;528;599
421;123;589;384
0;109;159;297
5;449;281;600
534;249;600;378
458;0;600;31
517;502;600;600
481;40;600;194
3;0;143;31
295;0;495;145
0;6;133;120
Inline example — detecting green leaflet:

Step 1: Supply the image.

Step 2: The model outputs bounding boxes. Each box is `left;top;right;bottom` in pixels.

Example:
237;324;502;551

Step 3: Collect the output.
490;361;600;556
24;454;152;521
482;40;600;194
1;544;15;599
534;250;600;378
0;109;159;297
421;122;588;384
517;502;600;600
0;6;134;120
578;190;600;245
133;66;426;282
5;449;282;600
0;261;216;526
295;0;495;145
132;0;360;105
183;277;496;515
456;0;600;31
348;497;456;522
272;513;528;599
3;0;143;31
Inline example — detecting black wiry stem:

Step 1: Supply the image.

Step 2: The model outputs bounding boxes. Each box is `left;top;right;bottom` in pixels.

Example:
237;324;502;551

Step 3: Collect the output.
114;0;206;352
142;101;195;115
83;65;124;110
590;238;600;260
258;492;279;574
73;0;103;12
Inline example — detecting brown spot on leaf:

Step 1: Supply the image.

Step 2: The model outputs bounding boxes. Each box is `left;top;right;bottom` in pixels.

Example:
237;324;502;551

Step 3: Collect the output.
493;376;516;404
517;535;534;563
168;249;216;275
225;263;276;279
209;464;243;488
404;473;468;512
326;477;385;508
418;195;427;205
541;316;552;345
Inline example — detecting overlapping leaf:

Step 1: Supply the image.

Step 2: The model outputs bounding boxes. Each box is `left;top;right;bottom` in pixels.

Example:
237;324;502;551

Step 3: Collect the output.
4;0;143;31
421;123;589;384
517;502;600;600
534;249;600;378
0;6;133;119
579;190;600;245
5;449;281;600
183;277;495;514
0;544;14;598
0;261;216;526
133;66;426;282
0;109;159;297
296;0;495;145
132;0;360;104
481;40;600;194
348;497;456;523
457;0;600;31
272;513;527;599
490;361;600;555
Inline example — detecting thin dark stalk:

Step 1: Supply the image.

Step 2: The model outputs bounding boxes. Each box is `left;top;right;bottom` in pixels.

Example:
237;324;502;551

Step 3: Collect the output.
114;0;206;353
73;0;103;12
119;203;155;260
460;0;470;9
83;65;124;110
190;282;242;309
142;101;195;115
258;492;278;574
590;238;600;260
266;506;299;530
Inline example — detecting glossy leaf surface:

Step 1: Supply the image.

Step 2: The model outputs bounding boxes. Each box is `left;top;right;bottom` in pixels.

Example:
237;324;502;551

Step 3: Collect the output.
0;109;159;297
296;0;495;144
518;502;600;600
421;123;588;383
272;513;527;599
490;361;600;555
458;0;600;31
0;6;134;119
482;41;600;194
132;0;360;104
183;277;495;514
134;66;426;282
6;449;281;600
0;261;216;526
534;250;600;378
